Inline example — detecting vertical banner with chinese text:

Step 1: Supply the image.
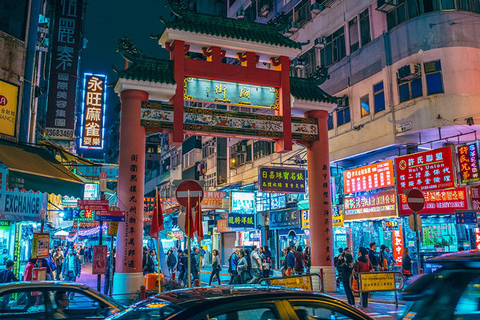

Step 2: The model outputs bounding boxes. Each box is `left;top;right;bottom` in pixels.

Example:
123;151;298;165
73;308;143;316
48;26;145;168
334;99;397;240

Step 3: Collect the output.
45;0;84;139
80;74;106;148
456;142;480;184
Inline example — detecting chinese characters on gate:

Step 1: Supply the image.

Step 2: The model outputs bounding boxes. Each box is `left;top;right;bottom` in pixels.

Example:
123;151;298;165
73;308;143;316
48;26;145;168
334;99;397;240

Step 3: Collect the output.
343;160;394;194
45;0;84;139
396;147;454;194
184;77;279;110
259;167;306;193
81;74;106;148
456;142;480;184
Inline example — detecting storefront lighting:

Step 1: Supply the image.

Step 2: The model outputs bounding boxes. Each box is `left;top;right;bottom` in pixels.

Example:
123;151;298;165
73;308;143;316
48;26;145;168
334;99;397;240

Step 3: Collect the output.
59;212;65;218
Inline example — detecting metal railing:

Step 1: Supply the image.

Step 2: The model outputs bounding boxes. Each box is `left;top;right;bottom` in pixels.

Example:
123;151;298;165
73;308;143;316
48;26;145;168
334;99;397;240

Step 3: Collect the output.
349;271;404;308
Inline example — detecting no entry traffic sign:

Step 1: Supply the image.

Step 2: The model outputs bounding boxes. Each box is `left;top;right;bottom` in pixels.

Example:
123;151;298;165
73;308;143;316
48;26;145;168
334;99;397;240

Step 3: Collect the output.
175;180;204;207
406;189;425;212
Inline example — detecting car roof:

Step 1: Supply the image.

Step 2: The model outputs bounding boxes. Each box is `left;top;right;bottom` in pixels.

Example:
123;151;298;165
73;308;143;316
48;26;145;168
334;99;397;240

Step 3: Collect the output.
426;250;480;265
152;285;346;309
0;281;90;290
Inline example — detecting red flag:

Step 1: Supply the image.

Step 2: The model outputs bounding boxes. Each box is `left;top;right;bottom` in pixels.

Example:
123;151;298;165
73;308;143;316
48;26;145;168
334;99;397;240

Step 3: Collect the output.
185;192;196;238
150;189;164;239
195;195;203;241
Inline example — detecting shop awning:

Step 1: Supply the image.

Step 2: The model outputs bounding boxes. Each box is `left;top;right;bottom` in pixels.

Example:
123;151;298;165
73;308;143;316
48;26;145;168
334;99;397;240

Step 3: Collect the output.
0;140;84;198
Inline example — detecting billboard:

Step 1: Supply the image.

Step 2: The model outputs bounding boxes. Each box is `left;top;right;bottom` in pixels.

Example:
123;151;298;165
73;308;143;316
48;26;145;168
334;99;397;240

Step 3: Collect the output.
396;147;455;194
343;160;394;194
456;142;480;184
227;213;255;229
80;74;106;148
399;187;468;215
259;167;306;193
45;0;84;140
0;80;19;136
231;192;255;214
201;191;227;210
343;190;397;221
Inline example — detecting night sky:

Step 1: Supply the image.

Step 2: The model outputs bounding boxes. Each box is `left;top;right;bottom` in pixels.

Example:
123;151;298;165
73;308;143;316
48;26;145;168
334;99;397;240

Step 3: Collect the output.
80;0;170;158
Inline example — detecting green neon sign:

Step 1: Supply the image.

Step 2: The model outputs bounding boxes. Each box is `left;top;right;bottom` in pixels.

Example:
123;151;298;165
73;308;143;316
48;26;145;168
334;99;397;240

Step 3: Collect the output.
184;77;279;109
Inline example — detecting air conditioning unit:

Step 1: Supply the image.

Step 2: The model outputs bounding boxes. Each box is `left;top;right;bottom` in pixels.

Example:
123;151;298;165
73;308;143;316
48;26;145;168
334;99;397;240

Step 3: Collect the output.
292;58;306;69
376;0;399;13
398;64;421;80
314;37;327;48
310;3;324;15
260;4;271;17
237;8;245;19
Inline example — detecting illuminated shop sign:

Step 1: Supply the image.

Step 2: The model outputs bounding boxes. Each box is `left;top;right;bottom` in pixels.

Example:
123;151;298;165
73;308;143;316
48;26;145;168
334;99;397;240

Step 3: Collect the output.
332;206;344;227
343;190;397;221
80;73;106;149
259;167;306;193
269;208;301;229
399;187;468;215
343;160;394;194
456;142;480;184
0;80;19;136
231;192;255;214
471;185;480;210
45;0;84;140
227;213;255;229
184;77;279;110
202;191;227;210
396;147;455;194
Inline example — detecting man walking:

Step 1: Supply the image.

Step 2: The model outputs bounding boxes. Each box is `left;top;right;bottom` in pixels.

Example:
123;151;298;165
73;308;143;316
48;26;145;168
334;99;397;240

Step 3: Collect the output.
338;248;355;306
368;242;379;271
53;247;64;280
62;250;81;284
248;246;263;284
0;260;18;308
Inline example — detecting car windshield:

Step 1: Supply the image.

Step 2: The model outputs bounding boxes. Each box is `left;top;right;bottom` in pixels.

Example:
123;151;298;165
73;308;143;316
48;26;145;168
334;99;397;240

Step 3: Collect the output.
107;298;183;320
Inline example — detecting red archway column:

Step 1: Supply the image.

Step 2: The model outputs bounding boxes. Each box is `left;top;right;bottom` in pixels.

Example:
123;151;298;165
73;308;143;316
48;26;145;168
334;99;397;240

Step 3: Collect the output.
305;109;336;292
113;89;149;298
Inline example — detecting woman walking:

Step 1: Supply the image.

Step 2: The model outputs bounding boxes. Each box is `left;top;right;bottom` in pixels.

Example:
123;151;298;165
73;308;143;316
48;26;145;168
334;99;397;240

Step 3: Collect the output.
261;246;272;278
294;246;304;275
209;249;222;286
237;250;248;284
402;248;412;279
167;249;177;275
303;247;311;274
354;247;373;308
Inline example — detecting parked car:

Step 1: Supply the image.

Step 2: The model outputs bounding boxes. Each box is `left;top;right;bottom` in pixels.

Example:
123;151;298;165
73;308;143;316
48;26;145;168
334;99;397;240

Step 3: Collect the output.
398;250;480;319
0;281;125;320
106;285;373;320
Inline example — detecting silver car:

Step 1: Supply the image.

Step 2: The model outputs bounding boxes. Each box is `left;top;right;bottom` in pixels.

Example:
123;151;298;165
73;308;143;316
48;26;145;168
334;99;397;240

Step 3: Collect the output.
0;281;125;320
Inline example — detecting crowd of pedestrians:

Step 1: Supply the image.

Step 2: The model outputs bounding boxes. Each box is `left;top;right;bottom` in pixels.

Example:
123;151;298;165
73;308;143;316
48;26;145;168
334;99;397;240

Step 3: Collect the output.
227;245;275;285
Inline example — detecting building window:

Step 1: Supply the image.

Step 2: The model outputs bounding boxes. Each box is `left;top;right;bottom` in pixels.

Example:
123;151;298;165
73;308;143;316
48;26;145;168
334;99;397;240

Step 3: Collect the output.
320;27;346;67
182;150;195;169
294;0;311;25
253;141;275;160
425;60;444;95
360;9;371;46
349;17;359;53
360;95;370;117
398;75;423;103
373;82;386;113
328;113;334;130
337;106;351;126
299;47;318;78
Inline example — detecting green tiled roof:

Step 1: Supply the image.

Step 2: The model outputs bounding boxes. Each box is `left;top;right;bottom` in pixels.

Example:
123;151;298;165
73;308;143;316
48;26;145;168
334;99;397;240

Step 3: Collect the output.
116;56;337;104
290;77;339;104
163;12;302;50
116;57;175;85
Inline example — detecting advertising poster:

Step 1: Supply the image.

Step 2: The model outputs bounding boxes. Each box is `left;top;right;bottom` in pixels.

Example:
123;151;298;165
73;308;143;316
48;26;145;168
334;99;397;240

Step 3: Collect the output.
32;233;50;259
0;80;19;136
231;192;255;214
92;245;107;275
202;191;227;210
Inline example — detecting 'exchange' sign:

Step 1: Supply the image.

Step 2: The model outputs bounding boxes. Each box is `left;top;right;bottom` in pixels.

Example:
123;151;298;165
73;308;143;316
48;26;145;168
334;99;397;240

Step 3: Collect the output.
259;167;306;193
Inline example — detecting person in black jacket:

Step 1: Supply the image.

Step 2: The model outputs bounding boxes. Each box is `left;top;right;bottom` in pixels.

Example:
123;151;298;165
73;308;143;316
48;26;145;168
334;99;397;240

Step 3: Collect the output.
337;248;355;306
368;242;379;271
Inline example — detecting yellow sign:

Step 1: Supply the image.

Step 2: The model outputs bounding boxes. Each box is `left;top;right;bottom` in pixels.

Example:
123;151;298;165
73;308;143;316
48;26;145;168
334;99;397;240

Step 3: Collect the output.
360;272;396;292
32;233;50;259
269;275;312;290
108;222;119;236
0;80;19;136
332;209;344;227
301;210;310;229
